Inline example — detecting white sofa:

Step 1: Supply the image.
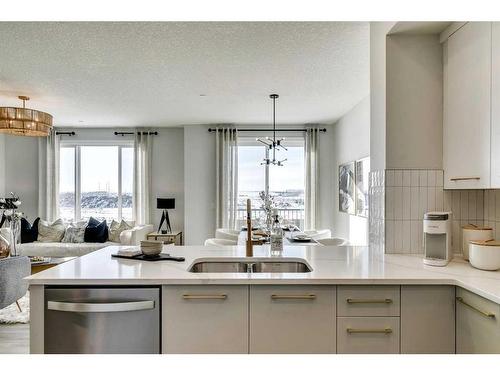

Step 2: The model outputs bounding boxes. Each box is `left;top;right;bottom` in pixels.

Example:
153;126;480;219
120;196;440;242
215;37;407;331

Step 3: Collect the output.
1;224;153;258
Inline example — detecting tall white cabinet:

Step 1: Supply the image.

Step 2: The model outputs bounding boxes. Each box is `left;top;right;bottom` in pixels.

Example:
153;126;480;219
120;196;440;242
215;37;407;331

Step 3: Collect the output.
491;23;500;186
443;22;492;189
443;22;500;189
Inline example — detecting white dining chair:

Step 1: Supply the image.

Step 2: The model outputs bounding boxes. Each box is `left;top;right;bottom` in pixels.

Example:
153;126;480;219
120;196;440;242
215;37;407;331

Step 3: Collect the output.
215;228;240;241
302;229;332;240
204;238;238;247
317;237;349;246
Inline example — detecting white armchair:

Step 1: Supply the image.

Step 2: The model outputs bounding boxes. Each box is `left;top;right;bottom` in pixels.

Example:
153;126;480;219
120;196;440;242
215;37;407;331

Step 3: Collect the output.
120;224;154;246
303;229;332;240
204;238;237;247
215;228;240;241
317;237;350;246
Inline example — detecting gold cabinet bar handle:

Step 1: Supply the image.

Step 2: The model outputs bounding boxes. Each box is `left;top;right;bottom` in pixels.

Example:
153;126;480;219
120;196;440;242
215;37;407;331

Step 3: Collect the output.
346;298;393;304
456;297;495;318
347;328;393;334
271;294;316;300
450;177;481;181
182;294;227;300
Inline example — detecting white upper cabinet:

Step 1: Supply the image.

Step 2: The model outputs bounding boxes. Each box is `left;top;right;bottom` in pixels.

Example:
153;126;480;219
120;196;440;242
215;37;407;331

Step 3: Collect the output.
443;22;492;189
491;23;500;187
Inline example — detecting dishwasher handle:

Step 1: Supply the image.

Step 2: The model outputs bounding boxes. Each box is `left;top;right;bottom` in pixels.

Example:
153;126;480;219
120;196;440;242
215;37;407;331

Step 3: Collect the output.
47;300;155;313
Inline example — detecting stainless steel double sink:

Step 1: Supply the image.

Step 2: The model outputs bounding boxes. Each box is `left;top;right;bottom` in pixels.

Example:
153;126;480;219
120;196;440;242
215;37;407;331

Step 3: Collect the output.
188;258;313;273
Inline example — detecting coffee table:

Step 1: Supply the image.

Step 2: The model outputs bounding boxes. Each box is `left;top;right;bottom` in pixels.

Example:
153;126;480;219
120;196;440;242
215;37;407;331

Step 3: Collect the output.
30;257;77;275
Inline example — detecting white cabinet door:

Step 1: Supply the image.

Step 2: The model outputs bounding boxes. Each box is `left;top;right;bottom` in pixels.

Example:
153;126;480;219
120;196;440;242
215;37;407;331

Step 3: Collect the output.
162;285;248;353
444;22;491;189
456;288;500;353
491;22;500;187
400;286;455;353
249;285;336;353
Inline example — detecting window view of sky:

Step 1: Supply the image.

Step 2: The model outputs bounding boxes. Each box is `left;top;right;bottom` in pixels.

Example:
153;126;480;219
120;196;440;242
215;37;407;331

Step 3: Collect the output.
81;146;118;193
238;146;266;192
269;146;304;192
59;146;133;193
59;145;134;221
238;145;305;193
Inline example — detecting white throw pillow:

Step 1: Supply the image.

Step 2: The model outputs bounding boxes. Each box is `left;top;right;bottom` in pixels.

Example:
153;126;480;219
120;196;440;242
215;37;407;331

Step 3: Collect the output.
61;221;86;243
108;220;132;243
37;218;66;242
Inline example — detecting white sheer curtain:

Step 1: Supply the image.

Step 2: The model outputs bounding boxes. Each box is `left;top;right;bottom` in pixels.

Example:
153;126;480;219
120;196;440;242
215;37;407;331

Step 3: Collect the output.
215;127;238;230
133;131;153;225
304;127;319;230
38;129;60;221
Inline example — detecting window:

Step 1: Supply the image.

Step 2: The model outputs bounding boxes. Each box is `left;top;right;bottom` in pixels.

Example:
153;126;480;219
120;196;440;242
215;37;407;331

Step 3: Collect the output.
237;138;305;229
59;143;134;222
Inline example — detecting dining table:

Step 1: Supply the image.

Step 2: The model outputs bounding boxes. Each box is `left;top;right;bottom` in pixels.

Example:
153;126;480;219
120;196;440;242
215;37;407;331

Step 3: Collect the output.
236;227;320;246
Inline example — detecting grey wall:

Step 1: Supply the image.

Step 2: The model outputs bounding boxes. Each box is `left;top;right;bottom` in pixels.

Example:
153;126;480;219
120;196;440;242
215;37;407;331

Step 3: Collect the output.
331;97;370;244
370;22;395;171
150;128;184;233
386;34;443;169
183;125;216;245
3;135;39;220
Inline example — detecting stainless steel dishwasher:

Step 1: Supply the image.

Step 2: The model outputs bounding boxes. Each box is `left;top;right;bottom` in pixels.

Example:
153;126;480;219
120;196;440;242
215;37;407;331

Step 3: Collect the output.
44;287;160;354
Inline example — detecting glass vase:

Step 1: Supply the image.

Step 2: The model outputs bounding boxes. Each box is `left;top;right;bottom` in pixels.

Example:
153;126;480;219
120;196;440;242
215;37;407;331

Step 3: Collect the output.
9;217;21;257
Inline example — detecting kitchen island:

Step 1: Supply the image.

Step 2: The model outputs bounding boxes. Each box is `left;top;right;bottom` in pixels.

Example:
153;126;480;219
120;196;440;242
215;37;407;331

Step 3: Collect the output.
27;245;500;354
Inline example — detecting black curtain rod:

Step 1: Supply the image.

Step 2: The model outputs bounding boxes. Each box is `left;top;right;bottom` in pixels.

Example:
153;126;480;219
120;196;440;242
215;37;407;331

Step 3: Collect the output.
56;131;75;136
114;131;158;136
208;128;326;133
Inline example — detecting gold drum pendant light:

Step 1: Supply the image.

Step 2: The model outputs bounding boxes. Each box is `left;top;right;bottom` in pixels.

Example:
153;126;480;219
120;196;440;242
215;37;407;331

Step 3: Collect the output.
0;96;53;136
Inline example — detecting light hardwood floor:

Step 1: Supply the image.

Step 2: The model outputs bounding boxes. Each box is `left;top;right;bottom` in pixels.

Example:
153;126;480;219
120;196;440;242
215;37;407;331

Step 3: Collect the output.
0;324;29;354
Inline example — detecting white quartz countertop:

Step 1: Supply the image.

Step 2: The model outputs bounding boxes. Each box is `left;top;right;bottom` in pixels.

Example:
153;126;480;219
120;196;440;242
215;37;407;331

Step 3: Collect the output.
26;245;500;304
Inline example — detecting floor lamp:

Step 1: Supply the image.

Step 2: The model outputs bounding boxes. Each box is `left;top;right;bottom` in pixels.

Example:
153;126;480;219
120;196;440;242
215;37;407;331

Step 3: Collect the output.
157;198;175;234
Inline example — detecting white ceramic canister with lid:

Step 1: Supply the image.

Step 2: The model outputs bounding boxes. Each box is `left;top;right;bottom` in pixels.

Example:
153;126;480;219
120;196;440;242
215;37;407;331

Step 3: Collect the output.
462;225;493;260
469;240;500;271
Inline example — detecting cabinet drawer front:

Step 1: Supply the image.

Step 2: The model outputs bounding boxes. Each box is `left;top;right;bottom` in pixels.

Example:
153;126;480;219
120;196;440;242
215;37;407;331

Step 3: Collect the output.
337;285;400;317
456;288;500;354
249;285;336;353
337;317;400;354
162;285;248;354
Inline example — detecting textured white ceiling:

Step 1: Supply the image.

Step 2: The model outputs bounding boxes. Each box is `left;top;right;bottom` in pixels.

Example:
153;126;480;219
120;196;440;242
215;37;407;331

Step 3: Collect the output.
0;22;369;127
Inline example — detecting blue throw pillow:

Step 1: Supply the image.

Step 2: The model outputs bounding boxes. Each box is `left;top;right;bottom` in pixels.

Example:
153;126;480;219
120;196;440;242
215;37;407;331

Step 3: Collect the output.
84;217;109;243
21;217;40;243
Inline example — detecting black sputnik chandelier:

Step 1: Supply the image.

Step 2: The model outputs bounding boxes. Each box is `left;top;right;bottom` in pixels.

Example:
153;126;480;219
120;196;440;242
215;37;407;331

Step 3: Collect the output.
257;94;287;166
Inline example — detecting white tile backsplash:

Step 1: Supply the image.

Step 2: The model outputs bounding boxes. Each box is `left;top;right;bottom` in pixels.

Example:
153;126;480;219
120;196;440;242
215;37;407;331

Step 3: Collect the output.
419;170;428;187
410;187;419;220
427;187;436;212
394;187;403;220
428;170;436;187
369;170;385;254
436;170;443;187
403;170;411;187
378;169;492;255
402;221;411;253
436;189;444;211
418;186;427;219
394;170;403;187
402;187;411;220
